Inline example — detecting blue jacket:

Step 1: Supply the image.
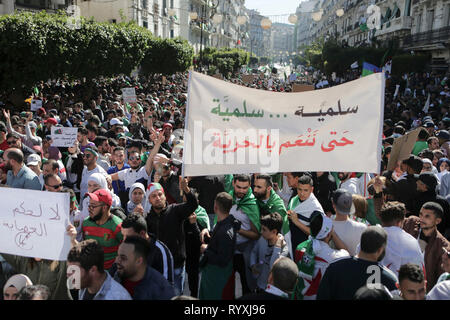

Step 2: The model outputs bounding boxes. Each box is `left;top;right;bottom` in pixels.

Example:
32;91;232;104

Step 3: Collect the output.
114;266;175;300
6;165;42;190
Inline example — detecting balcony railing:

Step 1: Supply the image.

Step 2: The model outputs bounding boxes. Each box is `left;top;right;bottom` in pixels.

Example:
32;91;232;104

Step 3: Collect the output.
403;26;450;47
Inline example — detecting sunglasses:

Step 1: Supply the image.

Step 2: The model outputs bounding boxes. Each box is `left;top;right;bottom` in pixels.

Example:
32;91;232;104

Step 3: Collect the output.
7;139;17;144
129;156;140;161
82;153;92;158
47;183;62;189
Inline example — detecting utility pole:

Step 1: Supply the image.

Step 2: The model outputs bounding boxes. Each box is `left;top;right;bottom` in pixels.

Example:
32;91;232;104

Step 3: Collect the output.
199;4;205;71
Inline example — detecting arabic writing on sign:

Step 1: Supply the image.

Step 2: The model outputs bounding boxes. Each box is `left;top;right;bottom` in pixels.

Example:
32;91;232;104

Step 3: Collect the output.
294;100;358;122
2;220;48;250
13;202;60;221
210;97;264;121
279;129;319;154
212;131;277;154
210;128;355;156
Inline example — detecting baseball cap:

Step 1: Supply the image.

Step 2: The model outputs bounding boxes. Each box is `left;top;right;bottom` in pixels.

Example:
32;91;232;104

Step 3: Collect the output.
332;189;355;215
44;118;58;125
110;118;123;126
163;122;173;130
87;189;112;207
26;154;42;166
116;133;126;140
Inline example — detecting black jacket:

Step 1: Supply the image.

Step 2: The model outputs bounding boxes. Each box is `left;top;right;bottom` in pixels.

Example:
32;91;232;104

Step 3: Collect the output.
392;174;419;215
160;172;183;204
146;190;198;268
201;215;241;268
114;266;175;300
313;172;337;214
188;176;225;214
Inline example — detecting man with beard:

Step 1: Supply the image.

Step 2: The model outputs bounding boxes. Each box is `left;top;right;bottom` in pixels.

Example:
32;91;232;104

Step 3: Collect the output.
317;226;398;300
413;172;450;238
66;239;131;300
145;178;198;295
81;189;123;271
337;172;360;195
403;202;450;291
253;174;290;253
113;236;175;300
226;174;261;295
3;148;41;190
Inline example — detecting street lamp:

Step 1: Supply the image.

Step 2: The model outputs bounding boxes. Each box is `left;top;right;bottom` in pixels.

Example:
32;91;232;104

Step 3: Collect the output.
191;0;220;71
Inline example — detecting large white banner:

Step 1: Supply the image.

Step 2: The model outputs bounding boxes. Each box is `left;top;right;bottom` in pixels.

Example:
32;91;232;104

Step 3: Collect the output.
0;188;72;261
182;71;384;176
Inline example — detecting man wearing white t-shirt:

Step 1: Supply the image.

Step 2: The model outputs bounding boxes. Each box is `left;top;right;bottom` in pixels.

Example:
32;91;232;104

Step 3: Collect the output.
109;132;164;204
379;201;424;277
330;189;367;256
338;172;360;195
80;147;107;209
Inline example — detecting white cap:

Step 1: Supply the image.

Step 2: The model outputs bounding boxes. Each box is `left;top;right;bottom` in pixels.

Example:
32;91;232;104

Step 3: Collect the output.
110;118;123;126
27;154;41;166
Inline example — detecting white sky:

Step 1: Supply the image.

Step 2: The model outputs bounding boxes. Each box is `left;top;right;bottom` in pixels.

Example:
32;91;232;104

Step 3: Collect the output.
245;0;302;23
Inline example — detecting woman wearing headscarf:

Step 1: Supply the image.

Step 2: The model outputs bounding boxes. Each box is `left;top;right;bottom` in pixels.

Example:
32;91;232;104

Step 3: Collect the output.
3;274;33;300
436;157;450;181
80;173;121;219
127;182;146;216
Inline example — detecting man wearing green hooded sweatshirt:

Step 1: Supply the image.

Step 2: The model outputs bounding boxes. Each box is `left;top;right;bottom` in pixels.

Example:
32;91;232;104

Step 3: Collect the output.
225;174;261;295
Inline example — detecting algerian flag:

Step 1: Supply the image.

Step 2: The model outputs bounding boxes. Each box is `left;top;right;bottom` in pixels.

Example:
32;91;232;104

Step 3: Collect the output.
423;92;430;113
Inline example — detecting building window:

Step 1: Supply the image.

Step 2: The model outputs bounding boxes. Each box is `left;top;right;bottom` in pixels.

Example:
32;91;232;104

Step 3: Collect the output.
444;4;450;27
142;0;147;9
170;29;174;38
426;10;434;31
154;24;158;36
143;20;148;28
416;14;421;33
170;0;174;8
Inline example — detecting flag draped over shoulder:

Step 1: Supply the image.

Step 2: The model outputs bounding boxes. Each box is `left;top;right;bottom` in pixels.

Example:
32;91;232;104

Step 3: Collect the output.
362;62;381;77
257;189;289;235
292;240;316;300
195;205;210;231
229;188;261;232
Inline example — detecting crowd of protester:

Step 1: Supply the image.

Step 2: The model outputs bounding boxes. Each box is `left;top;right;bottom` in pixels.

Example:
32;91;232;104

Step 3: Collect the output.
0;67;449;300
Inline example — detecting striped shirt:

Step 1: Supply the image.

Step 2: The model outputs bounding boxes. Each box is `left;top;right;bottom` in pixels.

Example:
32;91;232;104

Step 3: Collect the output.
82;215;123;270
151;236;175;286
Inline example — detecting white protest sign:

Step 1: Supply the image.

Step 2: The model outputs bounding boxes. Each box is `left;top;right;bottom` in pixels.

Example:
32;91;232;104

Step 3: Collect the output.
182;71;384;176
268;78;273;87
51;127;78;147
31;99;42;111
122;87;137;103
0;187;71;261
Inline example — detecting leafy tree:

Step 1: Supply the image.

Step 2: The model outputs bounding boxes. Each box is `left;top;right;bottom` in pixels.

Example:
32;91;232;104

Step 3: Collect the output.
141;37;194;75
